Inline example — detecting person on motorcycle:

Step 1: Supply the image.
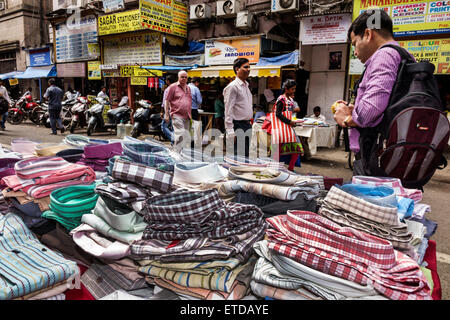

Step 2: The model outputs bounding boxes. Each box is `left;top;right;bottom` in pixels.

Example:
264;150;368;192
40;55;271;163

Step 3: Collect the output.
43;78;65;135
64;87;74;100
0;80;11;131
97;86;109;99
118;93;128;107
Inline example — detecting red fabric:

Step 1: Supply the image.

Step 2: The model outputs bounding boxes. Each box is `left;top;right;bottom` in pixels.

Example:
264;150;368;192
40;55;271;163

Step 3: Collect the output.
64;264;96;300
423;239;442;300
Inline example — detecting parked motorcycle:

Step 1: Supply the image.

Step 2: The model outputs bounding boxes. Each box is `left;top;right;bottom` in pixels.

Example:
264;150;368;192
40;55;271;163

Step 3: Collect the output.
69;96;89;133
130;100;160;138
7;92;40;125
86;97;131;136
38;104;73;129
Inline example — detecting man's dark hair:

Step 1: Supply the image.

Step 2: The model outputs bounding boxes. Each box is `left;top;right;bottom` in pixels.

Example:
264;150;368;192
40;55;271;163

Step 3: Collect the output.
313;106;321;112
166;74;176;85
27;87;32;91
233;58;249;74
347;9;393;41
48;78;56;85
191;77;201;84
101;86;106;90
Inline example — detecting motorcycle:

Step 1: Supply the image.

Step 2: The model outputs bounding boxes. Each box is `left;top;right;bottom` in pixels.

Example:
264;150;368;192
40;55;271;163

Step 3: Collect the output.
69;96;89;133
130;100;160;138
7;92;40;125
38;103;73;129
86;97;131;136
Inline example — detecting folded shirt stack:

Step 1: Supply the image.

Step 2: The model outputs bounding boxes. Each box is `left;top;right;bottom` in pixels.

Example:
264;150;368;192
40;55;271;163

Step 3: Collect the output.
77;142;123;172
132;189;266;300
122;137;175;171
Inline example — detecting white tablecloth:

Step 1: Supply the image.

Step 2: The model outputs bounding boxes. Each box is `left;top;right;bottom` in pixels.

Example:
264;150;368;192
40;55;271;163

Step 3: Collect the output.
294;125;336;155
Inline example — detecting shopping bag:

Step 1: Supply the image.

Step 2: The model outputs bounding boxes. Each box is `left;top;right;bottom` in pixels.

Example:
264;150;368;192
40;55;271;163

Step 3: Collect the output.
270;110;297;145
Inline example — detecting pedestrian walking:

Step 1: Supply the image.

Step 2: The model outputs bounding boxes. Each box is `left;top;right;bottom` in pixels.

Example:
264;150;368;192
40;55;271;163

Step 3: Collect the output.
0;80;11;131
161;74;176;144
188;77;202;121
164;70;192;151
43;78;65;135
223;58;253;157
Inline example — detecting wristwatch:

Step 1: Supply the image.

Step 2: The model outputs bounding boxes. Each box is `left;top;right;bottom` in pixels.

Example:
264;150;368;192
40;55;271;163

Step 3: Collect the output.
343;115;351;128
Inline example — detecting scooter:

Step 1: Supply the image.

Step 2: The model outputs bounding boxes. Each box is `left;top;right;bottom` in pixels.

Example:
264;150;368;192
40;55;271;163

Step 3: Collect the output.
130;100;159;138
39;104;73;129
69;96;89;133
7;91;40;125
86;97;131;136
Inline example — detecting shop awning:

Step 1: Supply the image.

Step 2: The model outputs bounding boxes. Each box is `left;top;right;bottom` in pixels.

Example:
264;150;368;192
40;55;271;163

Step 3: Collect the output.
256;50;299;67
187;65;282;78
0;71;24;80
14;65;56;79
140;65;201;71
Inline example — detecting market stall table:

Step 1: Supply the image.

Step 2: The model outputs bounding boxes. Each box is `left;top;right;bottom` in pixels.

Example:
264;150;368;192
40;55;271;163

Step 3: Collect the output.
294;124;336;155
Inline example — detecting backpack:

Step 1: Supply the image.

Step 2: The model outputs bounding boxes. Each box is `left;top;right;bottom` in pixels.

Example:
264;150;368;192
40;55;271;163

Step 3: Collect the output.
355;44;450;190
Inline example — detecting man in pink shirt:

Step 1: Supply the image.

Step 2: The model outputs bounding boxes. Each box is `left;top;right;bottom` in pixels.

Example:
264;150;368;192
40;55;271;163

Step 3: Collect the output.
164;70;192;151
333;9;410;175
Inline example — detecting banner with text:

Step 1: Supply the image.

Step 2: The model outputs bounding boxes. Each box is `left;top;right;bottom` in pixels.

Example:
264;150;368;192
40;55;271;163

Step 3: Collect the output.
300;14;352;45
98;9;144;36
205;36;261;65
352;0;450;36
88;61;102;80
139;0;187;38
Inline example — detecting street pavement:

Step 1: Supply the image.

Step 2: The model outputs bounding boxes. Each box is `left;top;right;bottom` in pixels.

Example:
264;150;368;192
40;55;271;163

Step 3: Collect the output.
1;121;449;300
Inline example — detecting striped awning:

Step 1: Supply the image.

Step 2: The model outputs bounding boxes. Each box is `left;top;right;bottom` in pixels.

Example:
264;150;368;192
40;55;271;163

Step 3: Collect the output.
188;65;283;78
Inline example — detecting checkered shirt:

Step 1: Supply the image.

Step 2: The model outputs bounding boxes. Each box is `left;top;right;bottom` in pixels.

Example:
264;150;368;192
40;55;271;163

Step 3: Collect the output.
111;158;173;193
122;141;175;171
266;211;431;300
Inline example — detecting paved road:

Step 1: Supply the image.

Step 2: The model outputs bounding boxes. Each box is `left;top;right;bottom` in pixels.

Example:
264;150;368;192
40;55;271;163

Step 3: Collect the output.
1;122;449;300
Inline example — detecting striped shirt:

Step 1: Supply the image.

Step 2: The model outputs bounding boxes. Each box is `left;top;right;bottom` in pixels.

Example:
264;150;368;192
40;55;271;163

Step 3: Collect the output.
350;41;404;153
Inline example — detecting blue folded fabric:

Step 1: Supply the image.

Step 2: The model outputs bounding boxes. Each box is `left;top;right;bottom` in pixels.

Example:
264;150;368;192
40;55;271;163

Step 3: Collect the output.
396;196;415;220
339;184;397;208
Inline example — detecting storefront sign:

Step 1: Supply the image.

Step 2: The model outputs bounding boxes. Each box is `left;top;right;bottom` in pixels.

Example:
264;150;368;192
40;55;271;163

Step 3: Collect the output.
55;15;98;63
399;38;450;74
57;62;86;77
120;65;163;77
88;61;102;80
87;43;100;59
300;14;352;45
102;70;121;77
103;0;125;13
205;36;261;65
103;32;162;65
29;48;52;67
100;64;118;70
9;78;19;86
139;0;188;38
98;9;144;36
131;76;148;85
165;54;204;66
353;0;450;36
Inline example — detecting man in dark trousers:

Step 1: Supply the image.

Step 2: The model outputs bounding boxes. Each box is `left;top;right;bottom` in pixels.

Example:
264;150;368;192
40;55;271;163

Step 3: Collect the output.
44;78;65;135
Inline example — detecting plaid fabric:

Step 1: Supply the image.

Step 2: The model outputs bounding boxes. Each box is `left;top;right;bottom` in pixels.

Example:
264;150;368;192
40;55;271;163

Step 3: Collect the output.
112;159;173;193
318;186;413;251
131;226;266;263
251;280;323;300
223;155;286;170
141;257;242;275
266;212;431;300
122;140;175;171
81;263;147;300
139;256;257;293
352;176;422;203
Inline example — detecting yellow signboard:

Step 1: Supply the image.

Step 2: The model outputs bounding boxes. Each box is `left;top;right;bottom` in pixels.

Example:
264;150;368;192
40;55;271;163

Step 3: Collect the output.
139;0;188;38
88;61;102;80
352;0;450;36
131;76;148;86
98;9;144;36
399;38;450;74
120;66;163;77
9;78;18;86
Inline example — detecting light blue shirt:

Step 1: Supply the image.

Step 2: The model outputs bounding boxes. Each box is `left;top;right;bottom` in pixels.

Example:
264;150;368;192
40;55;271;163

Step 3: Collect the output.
188;83;202;110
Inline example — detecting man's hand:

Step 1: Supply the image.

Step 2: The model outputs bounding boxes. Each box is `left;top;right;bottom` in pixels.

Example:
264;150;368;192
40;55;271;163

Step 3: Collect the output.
333;100;354;127
164;113;170;124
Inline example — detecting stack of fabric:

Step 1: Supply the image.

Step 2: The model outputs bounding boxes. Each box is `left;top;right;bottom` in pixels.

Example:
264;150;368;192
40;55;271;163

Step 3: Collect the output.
131;189;267;300
122;137;175;171
251;210;431;300
0;213;79;300
77;142;123;172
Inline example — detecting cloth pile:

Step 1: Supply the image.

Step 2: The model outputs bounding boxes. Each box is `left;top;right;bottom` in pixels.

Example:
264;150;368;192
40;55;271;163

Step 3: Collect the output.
77;142;123;172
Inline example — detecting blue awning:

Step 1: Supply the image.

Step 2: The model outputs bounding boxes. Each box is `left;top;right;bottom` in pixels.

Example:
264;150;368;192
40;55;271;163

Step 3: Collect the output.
14;65;56;79
0;71;24;80
256;50;299;66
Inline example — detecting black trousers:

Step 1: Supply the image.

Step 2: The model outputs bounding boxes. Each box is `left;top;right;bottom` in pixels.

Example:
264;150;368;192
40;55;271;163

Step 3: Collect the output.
232;120;252;158
191;109;199;121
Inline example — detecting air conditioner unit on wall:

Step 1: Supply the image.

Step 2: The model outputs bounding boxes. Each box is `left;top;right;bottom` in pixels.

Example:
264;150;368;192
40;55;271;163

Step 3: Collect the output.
0;1;5;11
217;0;240;18
190;3;212;21
271;0;298;13
235;11;257;30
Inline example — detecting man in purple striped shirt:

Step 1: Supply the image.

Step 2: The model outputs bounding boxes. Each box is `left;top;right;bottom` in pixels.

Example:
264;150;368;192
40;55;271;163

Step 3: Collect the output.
334;10;413;174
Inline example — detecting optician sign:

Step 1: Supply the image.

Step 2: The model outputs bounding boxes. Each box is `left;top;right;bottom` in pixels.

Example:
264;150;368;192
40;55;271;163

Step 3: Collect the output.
352;0;450;36
205;36;261;65
300;14;352;45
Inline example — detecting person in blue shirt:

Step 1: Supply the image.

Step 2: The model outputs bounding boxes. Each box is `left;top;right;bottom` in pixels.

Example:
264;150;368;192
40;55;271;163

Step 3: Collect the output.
253;105;266;122
188;77;202;121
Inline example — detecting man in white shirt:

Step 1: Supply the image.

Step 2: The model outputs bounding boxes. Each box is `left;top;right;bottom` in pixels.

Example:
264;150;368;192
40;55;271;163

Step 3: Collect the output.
223;58;253;157
0;80;12;130
97;86;109;100
309;106;326;122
